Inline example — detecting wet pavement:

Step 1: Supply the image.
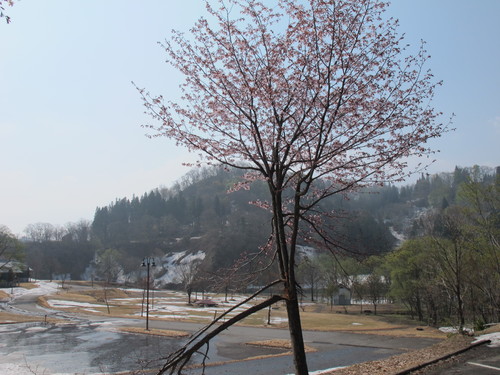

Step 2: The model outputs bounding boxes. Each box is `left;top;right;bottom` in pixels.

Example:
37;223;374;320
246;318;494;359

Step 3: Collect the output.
0;284;442;374
0;321;183;374
0;317;439;375
192;343;405;375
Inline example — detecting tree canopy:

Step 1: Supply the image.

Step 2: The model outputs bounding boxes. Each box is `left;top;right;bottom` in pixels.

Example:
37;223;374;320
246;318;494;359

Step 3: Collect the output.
138;1;448;373
0;225;23;267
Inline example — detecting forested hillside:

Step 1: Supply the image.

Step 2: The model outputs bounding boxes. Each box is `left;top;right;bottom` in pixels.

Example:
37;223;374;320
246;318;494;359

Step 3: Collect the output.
20;164;499;328
383;165;500;329
89;166;400;273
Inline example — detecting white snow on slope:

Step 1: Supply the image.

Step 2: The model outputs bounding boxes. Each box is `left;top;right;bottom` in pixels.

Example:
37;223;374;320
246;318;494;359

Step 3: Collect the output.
155;250;206;285
296;245;317;259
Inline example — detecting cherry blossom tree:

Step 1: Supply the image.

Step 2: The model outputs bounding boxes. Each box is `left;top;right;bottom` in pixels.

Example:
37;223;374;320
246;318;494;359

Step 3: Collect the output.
0;0;14;24
137;0;449;373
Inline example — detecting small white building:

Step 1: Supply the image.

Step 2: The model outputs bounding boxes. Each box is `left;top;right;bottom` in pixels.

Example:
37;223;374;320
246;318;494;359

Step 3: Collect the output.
333;284;351;305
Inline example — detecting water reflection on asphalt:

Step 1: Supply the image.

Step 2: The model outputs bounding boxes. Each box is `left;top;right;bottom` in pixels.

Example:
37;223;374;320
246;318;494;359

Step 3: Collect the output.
0;321;183;374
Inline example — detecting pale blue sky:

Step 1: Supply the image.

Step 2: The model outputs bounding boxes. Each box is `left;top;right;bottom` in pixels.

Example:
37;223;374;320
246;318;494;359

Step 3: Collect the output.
1;1;499;235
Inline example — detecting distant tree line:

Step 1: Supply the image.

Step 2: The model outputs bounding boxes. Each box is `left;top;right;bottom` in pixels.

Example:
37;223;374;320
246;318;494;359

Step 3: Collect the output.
282;166;499;329
21;220;95;280
385;166;499;330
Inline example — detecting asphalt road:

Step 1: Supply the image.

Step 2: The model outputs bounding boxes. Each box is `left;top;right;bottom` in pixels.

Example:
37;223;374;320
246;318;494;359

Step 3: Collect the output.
1;287;441;375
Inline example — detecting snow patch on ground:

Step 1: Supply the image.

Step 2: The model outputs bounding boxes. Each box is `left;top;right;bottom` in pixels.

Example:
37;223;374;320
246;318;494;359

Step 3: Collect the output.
45;299;106;313
439;326;500;347
7;280;59;298
438;326;473;334
268;316;288;324
46;300;102;309
473;332;500;347
296;245;317;259
389;226;406;243
286;366;347;375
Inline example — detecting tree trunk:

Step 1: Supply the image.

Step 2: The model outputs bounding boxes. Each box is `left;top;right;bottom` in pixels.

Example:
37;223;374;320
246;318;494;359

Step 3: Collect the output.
415;292;424;321
310;277;314;302
457;289;465;331
285;285;309;375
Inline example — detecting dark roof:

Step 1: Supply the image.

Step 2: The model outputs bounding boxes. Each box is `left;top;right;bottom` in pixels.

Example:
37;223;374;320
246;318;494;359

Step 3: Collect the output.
0;260;31;273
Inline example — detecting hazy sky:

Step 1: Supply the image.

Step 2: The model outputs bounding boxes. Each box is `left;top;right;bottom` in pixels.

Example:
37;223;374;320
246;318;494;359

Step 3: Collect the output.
1;1;499;235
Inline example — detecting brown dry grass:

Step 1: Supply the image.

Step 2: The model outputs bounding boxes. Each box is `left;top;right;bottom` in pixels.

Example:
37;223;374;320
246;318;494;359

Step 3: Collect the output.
304;311;444;338
38;296;139;317
0;311;63;324
33;286;447;340
48;287;131;302
118;326;189;337
37;287;139;317
80;287;131;300
255;303;446;339
0;290;9;300
18;282;38;290
477;323;500;334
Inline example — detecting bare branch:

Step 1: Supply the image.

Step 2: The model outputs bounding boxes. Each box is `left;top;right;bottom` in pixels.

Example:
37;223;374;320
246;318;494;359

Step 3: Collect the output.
158;292;284;374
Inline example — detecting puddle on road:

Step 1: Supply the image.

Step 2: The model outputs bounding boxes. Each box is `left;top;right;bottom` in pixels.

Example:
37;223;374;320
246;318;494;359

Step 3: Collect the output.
0;322;183;374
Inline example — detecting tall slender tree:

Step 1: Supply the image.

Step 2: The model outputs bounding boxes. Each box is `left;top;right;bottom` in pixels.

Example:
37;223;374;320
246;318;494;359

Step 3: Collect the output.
137;1;448;373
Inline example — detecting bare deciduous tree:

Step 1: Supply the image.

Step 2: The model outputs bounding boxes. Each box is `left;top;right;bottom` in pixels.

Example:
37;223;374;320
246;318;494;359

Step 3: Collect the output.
176;260;202;304
24;223;56;243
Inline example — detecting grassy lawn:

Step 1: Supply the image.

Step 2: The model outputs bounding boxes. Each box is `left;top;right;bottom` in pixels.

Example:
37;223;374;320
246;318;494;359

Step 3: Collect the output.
19;282;38;290
0;290;9;300
2;282;446;339
50;286;445;338
0;310;64;325
118;326;189;337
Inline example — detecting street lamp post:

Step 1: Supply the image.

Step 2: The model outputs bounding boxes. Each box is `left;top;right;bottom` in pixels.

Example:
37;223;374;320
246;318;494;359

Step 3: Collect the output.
141;257;156;330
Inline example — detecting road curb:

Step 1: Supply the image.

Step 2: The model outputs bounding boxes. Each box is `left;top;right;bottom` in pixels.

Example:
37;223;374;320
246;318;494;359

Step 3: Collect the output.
396;339;492;374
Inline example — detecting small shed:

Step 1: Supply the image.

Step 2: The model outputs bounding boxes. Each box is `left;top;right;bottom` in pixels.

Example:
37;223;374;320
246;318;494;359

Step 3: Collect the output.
0;260;32;287
333;284;351;305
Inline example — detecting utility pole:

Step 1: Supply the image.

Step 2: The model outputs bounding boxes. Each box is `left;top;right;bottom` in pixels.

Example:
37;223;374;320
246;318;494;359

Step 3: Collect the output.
141;257;156;330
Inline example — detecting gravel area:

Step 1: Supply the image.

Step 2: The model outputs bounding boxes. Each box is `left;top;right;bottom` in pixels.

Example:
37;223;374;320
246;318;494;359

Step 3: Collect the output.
323;335;474;375
410;344;498;374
